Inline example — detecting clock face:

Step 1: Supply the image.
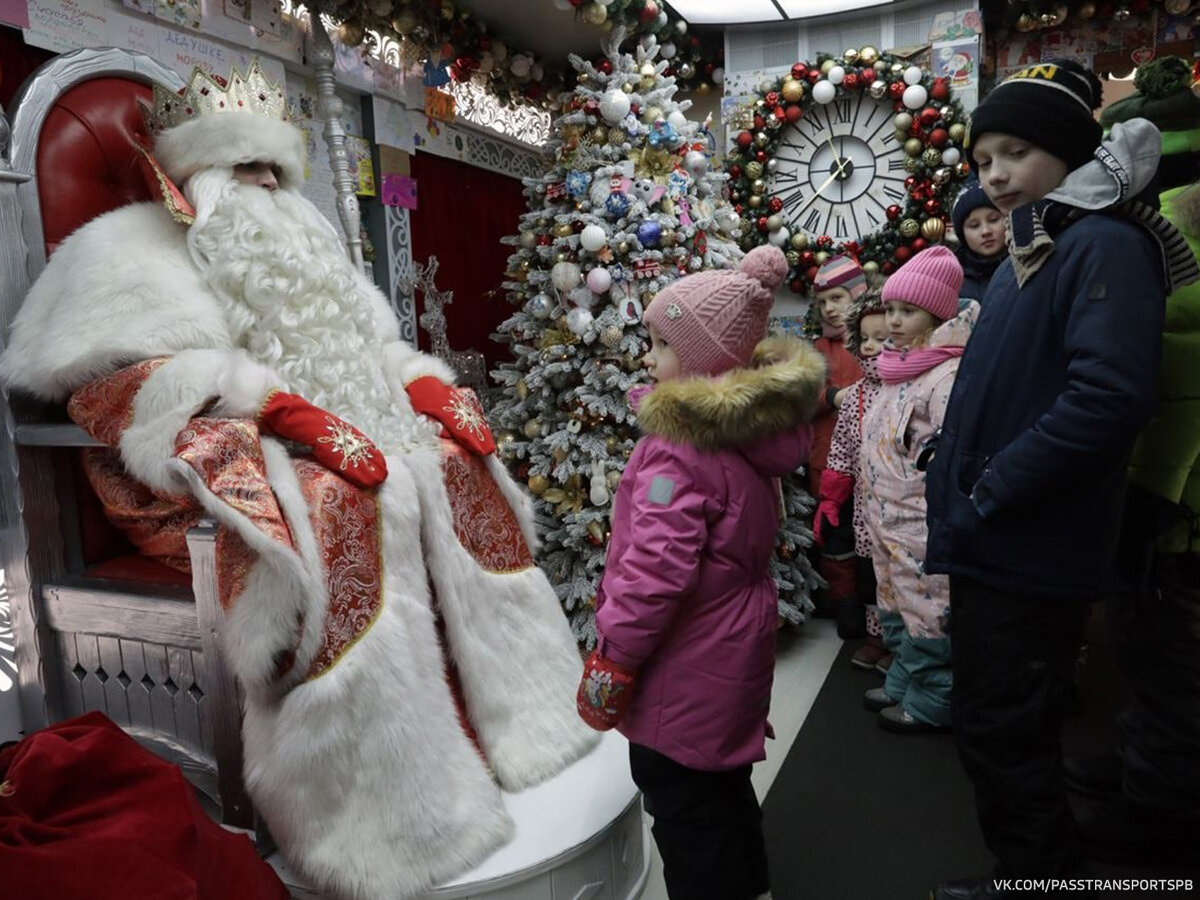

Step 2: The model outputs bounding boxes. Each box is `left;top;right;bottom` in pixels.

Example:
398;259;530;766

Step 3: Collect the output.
768;94;908;243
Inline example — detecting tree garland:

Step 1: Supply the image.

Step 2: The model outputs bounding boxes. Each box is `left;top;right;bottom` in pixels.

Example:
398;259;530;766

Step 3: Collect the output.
724;47;973;294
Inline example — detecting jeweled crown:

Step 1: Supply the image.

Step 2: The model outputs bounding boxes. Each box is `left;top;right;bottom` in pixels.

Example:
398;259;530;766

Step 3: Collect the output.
145;60;290;135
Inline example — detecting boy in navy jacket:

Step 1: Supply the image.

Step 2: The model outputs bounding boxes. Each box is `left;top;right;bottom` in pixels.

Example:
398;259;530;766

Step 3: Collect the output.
924;60;1199;900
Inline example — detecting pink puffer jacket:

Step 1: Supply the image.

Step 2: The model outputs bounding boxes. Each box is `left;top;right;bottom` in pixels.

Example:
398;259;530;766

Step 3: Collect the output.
596;337;825;771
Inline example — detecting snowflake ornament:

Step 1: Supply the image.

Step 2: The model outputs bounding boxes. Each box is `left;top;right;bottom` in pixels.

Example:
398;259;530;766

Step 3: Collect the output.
316;417;374;471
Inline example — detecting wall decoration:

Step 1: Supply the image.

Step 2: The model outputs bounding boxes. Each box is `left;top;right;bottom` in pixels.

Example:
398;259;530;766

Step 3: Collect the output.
724;48;971;295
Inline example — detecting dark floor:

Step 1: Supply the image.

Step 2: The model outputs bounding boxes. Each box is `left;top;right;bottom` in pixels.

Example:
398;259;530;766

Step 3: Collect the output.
762;605;1200;899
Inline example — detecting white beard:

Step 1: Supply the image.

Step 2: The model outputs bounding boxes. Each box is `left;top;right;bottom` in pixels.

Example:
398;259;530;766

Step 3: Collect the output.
184;169;432;452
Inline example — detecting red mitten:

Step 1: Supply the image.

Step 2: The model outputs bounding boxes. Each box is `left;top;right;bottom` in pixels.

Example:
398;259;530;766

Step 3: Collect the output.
577;649;637;731
814;467;855;547
257;390;388;489
406;376;496;456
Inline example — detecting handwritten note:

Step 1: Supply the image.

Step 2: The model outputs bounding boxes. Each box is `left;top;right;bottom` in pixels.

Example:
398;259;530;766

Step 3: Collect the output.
24;0;108;53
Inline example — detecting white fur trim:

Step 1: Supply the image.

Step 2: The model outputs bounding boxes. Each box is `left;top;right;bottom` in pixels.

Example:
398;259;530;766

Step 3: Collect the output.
0;203;233;401
408;446;598;791
155;114;307;189
382;340;458;388
210;353;285;417
242;460;513;899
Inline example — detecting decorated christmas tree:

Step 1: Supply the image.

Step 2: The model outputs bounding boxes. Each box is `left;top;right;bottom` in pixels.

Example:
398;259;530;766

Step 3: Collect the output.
490;29;821;645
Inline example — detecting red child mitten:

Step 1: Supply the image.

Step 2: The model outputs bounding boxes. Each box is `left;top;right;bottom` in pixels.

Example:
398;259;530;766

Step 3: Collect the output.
257;389;388;489
406;375;496;456
577;649;637;731
813;467;855;547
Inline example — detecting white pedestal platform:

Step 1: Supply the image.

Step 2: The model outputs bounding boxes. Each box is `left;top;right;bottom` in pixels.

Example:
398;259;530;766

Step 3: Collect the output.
272;730;648;900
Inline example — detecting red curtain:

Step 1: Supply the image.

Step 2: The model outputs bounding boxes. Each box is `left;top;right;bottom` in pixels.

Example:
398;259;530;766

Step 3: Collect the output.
409;149;529;368
1;26;55;108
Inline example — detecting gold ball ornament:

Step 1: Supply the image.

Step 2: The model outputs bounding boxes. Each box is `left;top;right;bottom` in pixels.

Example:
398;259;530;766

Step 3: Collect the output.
904;157;920;173
617;241;630;254
843;48;860;64
552;447;569;464
921;218;946;241
745;161;764;180
933;166;952;185
790;231;809;251
523;418;543;439
609;127;626;146
495;431;517;455
600;325;623;348
949;123;966;142
939;106;955;124
515;379;530;400
862;260;880;275
695;82;712;96
1016;13;1037;31
640;62;657;79
605;435;620;453
338;20;366;46
815;250;830;264
542;487;565;504
905;137;924;157
606;470;622;491
641;105;664;124
528;474;550;495
754;132;770;148
751;178;767;195
869;80;888;100
391;9;418;33
580;0;607;25
821;59;835;75
553;222;573;238
922;147;943;167
899;218;920;239
891;63;904;75
781;80;804;103
748;195;762;209
622;81;635;93
859;46;879;65
786;250;801;266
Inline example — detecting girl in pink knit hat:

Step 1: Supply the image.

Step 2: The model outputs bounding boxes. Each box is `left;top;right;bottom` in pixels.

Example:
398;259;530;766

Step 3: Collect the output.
575;246;826;899
859;245;979;733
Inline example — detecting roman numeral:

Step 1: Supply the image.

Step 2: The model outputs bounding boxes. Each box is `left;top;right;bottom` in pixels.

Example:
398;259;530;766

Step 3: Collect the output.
881;131;896;145
866;206;882;226
802;209;821;232
778;187;809;210
883;184;906;202
832;215;849;238
831;99;853;125
888;158;905;171
772;169;799;183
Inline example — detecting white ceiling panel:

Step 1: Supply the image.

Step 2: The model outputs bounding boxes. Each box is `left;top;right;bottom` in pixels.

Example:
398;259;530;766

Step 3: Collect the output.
666;0;785;25
777;0;894;20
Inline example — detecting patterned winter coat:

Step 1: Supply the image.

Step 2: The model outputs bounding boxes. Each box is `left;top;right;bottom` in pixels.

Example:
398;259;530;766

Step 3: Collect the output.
861;303;978;638
595;337;825;771
808;335;862;494
825;356;884;558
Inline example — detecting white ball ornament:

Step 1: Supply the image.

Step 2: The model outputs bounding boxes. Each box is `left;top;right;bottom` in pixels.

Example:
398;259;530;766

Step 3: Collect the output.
683;150;708;178
551;261;582;292
526;293;554;319
768;227;790;248
569;286;597;308
828;65;845;85
580;224;608;252
903;65;924;85
566;307;594;336
510;55;532;79
812;80;837;104
553;0;571;9
667;110;687;131
711;67;724;86
586;267;612;294
660;41;677;60
902;84;928;110
599;89;631;125
941;147;961;166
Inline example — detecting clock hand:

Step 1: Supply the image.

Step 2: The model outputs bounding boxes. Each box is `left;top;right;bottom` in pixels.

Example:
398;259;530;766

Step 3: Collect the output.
798;167;842;216
826;135;849;177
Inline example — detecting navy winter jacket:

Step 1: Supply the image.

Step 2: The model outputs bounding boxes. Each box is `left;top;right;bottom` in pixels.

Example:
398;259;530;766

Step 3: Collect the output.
926;209;1166;597
955;244;1005;305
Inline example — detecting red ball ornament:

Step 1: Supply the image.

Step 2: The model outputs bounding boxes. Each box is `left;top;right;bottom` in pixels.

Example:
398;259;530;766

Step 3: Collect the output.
729;164;742;179
861;69;876;84
757;216;770;231
768;197;784;213
801;250;816;266
924;199;942;215
638;0;660;25
598;59;612;75
791;63;808;80
911;237;927;251
904;175;918;189
816;234;834;249
705;62;715;75
843;73;860;91
808;70;821;84
805;266;820;282
584;100;599;116
537;234;552;245
930;78;950;102
773;106;787;122
754;115;766;131
766;91;780;107
882;261;896;275
929;128;949;148
889;82;906;100
755;150;768;162
734;204;744;214
919;108;940;127
894;246;912;262
789;278;806;294
886;205;903;221
736;131;754;150
785;105;803;124
573;220;586;232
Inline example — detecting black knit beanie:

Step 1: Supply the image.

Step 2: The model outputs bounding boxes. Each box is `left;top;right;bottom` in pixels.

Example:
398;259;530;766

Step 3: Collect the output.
965;59;1104;173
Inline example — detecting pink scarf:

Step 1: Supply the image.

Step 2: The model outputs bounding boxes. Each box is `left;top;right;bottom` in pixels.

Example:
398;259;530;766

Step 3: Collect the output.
821;321;847;340
877;345;964;383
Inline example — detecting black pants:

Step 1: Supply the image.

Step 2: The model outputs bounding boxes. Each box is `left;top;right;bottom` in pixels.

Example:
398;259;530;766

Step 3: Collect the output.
1110;552;1200;816
629;743;768;900
949;575;1089;876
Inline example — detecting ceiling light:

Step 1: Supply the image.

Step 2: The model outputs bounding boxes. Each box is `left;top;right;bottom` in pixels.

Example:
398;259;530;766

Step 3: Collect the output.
666;0;785;24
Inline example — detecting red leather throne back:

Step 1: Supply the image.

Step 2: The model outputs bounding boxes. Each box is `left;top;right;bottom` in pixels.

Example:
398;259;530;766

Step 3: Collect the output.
36;77;154;258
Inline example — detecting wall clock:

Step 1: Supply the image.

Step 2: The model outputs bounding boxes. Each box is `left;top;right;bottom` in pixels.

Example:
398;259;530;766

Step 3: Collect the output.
725;47;972;295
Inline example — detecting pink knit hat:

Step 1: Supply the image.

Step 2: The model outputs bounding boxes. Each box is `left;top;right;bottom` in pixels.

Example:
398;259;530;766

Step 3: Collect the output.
813;254;867;298
880;245;964;321
644;246;787;376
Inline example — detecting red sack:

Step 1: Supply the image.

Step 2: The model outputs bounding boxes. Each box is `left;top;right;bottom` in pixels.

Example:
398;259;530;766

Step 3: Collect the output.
0;712;288;899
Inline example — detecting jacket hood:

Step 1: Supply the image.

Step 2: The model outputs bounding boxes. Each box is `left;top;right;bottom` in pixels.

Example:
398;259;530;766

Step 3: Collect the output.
635;336;825;467
928;299;979;349
1046;118;1161;211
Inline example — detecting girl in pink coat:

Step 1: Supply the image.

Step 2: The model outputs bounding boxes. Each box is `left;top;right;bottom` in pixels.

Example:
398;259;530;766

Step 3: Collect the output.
576;246;825;900
859;246;979;733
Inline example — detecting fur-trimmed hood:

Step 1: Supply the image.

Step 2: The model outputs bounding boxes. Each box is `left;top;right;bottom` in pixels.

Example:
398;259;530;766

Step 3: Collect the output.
634;335;825;460
154;113;307;188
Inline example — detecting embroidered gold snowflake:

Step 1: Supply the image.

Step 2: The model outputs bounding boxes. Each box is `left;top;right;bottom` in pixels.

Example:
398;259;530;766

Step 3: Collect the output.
315;416;373;470
442;390;488;441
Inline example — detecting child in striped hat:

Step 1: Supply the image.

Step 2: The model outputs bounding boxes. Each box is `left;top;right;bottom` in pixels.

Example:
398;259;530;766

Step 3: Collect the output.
808;254;866;631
